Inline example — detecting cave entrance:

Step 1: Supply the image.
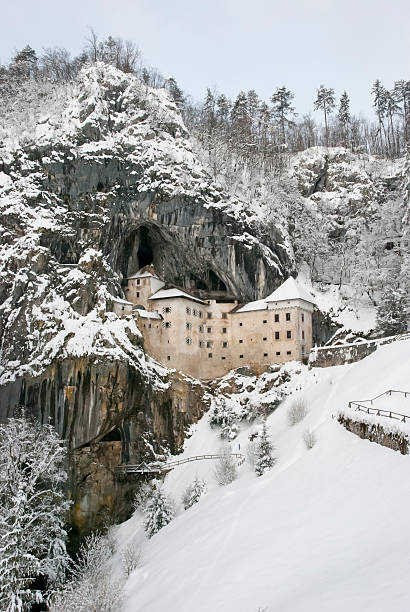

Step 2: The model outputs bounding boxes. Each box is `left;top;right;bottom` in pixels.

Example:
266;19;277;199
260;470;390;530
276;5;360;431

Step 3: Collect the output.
137;226;154;268
209;270;227;292
100;428;122;442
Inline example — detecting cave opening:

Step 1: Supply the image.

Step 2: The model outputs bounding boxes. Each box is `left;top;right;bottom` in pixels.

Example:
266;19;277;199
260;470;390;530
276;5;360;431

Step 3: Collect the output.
209;270;227;292
137;226;154;269
100;428;122;442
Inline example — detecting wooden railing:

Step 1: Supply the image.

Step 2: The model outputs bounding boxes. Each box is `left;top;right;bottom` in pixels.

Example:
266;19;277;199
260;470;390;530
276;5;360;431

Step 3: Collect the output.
117;453;245;474
348;390;410;423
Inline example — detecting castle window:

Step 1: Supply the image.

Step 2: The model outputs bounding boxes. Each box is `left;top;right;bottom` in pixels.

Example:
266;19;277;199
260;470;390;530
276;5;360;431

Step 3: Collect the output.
275;331;280;340
186;307;191;315
263;337;267;341
167;355;171;361
206;341;212;348
208;353;213;358
263;320;267;324
274;314;279;322
162;321;172;328
301;313;305;322
264;353;268;357
287;330;292;339
286;312;291;321
239;339;243;343
207;312;212;319
302;330;305;340
199;325;204;332
162;306;171;313
148;323;152;329
207;327;212;333
186;322;192;330
136;279;140;285
136;292;140;298
186;338;192;345
199;341;205;348
276;351;280;356
239;354;244;359
287;350;291;355
193;309;198;316
222;327;227;333
222;313;228;319
221;356;226;360
223;342;227;348
239;322;243;327
198;311;203;318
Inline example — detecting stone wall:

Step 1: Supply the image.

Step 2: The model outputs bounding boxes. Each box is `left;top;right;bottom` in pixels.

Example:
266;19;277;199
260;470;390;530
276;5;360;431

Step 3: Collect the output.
338;414;409;455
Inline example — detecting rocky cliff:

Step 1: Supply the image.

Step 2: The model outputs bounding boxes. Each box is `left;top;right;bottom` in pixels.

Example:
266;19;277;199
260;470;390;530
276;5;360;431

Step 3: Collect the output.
0;64;290;531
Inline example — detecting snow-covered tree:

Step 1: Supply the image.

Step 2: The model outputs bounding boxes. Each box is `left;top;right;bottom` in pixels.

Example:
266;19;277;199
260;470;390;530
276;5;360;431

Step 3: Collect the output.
338;91;351;147
214;446;238;486
48;533;123;612
209;398;239;440
0;412;71;611
182;477;207;510
254;424;276;477
271;86;295;144
376;286;408;336
144;486;175;538
314;85;335;145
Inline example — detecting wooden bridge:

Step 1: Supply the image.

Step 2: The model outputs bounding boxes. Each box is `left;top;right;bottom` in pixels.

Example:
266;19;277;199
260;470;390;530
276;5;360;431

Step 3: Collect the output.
348;389;410;423
116;453;245;475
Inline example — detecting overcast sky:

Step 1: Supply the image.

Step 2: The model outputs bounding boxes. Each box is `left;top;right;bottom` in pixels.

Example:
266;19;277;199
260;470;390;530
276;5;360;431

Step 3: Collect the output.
1;0;409;117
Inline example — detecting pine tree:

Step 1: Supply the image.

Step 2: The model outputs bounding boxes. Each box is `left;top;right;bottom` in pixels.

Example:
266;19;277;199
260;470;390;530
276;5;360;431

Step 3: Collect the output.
314;85;335;146
0;412;71;611
9;45;38;80
338;91;351;147
254;423;276;477
372;80;388;154
271;86;295;145
393;80;410;148
182;478;207;510
215;94;231;124
166;77;185;110
376;286;408;337
144;486;175;538
203;88;216;133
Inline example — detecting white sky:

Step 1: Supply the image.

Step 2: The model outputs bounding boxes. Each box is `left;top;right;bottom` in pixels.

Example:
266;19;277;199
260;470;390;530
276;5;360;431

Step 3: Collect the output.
1;0;409;117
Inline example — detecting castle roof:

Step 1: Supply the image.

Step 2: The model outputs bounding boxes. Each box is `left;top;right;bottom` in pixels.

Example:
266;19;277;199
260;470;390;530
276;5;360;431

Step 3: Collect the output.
265;277;315;305
149;287;207;305
127;270;160;280
234;299;268;314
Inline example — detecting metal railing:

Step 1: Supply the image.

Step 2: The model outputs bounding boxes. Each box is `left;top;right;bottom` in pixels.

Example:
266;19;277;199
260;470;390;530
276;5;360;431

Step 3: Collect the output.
348;390;410;423
116;453;245;474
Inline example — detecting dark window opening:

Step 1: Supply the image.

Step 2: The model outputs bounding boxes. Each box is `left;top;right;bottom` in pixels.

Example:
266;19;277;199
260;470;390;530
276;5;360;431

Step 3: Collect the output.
208;353;213;358
263;320;267;324
286;312;291;321
223;342;228;348
222;328;227;333
239;322;243;327
385;241;394;251
301;313;304;322
275;331;280;340
276;351;280;356
263;337;267;341
274;314;279;322
221;356;226;360
167;355;171;361
239;339;243;343
222;313;228;319
287;330;292;339
239;354;244;358
263;353;268;357
287;350;291;355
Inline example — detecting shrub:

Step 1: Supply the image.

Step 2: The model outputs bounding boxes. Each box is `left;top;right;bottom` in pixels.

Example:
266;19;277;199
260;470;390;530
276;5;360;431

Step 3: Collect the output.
254;424;277;476
214;446;238;486
303;428;317;450
287;397;308;426
144;486;175;538
182;477;207;510
120;542;143;578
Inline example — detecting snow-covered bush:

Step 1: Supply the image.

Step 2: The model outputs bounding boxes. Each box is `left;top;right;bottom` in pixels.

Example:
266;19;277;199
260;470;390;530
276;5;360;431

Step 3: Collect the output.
48;532;123;612
246;439;258;468
214;446;238;486
120;542;143;578
144;486;175;538
254;424;277;477
303;428;317;450
0;412;71;611
133;479;161;513
376;286;408;336
287;397;308;426
182;477;207;510
209;399;239;440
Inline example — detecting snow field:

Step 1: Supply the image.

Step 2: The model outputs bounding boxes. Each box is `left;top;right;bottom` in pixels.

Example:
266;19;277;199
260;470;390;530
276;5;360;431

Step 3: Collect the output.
116;339;410;612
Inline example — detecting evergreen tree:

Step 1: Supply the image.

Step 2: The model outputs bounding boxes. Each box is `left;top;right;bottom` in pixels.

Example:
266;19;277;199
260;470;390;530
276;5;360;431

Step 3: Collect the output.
215;93;231;123
393;80;410;147
230;90;251;140
338;91;351;147
270;86;295;144
254;423;276;477
166;77;185;110
9;45;38;79
0;412;71;611
376;286;408;337
144;486;175;538
203;88;216;132
182;477;207;510
314;85;335;146
372;80;388;153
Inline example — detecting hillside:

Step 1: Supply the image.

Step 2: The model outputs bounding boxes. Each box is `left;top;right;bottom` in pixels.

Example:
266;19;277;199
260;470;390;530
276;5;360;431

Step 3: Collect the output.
116;339;410;612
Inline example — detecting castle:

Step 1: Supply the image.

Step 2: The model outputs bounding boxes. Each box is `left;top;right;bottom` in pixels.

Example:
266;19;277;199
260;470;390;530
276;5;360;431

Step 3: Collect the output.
113;267;315;380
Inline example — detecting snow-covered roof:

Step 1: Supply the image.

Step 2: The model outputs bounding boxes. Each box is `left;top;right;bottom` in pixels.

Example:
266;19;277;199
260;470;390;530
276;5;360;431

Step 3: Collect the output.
112;296;134;306
149;288;207;304
135;309;162;320
127;271;160;280
265;277;315;305
234;299;268;314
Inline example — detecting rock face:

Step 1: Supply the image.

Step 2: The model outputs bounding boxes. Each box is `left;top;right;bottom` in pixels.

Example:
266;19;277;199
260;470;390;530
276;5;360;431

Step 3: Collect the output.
0;64;290;532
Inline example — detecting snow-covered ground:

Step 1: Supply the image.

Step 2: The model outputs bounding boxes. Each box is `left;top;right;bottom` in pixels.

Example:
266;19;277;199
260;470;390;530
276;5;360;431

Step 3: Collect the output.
115;339;410;612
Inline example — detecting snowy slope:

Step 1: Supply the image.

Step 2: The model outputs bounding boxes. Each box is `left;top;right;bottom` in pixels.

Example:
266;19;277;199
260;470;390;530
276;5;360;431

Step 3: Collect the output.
117;339;410;612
